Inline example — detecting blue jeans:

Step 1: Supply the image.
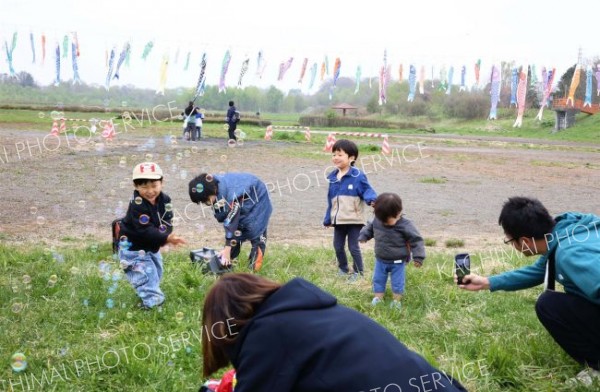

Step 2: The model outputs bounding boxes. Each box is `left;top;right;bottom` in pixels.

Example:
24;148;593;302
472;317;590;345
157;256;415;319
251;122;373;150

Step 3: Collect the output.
333;224;364;273
119;249;165;308
372;259;405;294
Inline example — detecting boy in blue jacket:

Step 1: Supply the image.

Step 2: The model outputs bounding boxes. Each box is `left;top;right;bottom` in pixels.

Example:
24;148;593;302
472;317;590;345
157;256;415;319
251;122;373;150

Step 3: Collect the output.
459;196;600;386
324;139;377;279
188;172;272;272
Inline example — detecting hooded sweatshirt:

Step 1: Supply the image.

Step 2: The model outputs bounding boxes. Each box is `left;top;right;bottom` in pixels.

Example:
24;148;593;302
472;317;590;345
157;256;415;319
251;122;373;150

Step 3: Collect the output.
226;278;467;392
489;212;600;304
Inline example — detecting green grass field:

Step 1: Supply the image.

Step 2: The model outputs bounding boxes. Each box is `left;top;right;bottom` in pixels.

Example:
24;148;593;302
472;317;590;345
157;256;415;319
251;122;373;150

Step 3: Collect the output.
1;242;594;391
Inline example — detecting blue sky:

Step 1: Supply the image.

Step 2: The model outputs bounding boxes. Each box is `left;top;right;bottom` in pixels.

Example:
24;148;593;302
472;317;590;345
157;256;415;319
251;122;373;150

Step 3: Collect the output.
1;0;598;92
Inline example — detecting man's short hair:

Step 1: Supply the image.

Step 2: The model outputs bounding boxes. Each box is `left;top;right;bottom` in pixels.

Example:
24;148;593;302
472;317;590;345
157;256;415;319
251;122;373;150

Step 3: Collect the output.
498;196;555;240
228;101;234;107
189;173;218;204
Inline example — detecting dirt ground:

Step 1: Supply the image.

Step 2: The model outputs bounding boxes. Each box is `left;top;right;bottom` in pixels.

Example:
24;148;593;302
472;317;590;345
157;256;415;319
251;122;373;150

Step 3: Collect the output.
0;125;599;255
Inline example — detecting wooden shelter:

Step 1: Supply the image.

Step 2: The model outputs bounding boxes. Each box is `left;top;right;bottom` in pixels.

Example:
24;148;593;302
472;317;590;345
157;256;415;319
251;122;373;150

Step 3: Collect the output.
331;103;358;116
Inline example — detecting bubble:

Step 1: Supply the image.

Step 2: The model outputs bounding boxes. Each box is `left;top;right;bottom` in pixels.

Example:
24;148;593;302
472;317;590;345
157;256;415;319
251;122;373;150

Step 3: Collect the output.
22;275;31;284
283;243;290;250
29;206;38;215
119;235;128;242
170;163;178;172
58;347;68;356
121;101;128;107
70;267;79;275
11;285;18;293
11;353;27;372
230;239;238;247
94;142;105;152
206;174;214;182
99;311;106;319
167;360;174;366
234;230;242;237
165;154;172;162
139;214;150;225
36;216;46;225
176;152;183;161
179;170;188;180
78;200;86;209
38;112;45;118
223;124;229;131
237;139;244;147
175;311;184;322
50;110;63;120
134;197;143;205
183;150;191;157
165;203;173;212
220;154;228;162
119;181;126;189
47;274;58;287
103;99;110;107
138;250;146;257
119;158;127;168
195;183;204;193
126;312;133;319
191;146;199;154
172;217;182;227
90;244;98;253
158;224;167;233
195;224;205;233
145;153;153;160
185;346;192;354
83;299;89;307
227;139;236;148
11;302;24;313
106;299;114;309
176;88;183;96
108;286;116;294
234;129;241;138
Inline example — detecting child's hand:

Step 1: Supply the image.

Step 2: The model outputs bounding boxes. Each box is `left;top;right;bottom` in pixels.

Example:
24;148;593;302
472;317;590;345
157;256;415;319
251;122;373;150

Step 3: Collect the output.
413;260;423;268
166;234;186;246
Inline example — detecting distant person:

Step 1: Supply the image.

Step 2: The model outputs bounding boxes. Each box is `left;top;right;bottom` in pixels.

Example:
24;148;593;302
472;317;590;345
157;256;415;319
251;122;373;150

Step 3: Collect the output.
188;172;272;272
323;139;377;280
117;162;186;309
195;108;205;140
200;273;467;392
226;100;238;141
359;192;425;310
458;196;600;386
182;101;200;141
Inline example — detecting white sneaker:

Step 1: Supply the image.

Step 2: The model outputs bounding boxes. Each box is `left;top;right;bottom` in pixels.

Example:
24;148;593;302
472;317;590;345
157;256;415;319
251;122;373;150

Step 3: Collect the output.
567;368;600;387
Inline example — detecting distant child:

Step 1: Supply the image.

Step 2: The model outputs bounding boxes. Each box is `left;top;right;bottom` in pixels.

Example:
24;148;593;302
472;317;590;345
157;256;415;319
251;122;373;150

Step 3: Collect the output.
188;172;272;272
323;139;377;280
182;101;200;141
118;162;186;309
358;192;425;310
195;108;205;140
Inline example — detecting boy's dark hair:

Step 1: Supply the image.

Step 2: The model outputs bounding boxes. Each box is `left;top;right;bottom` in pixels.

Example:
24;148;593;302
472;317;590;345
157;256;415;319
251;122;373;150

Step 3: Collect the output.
228;100;234;107
133;178;162;187
332;139;359;166
188;173;218;204
498;196;555;240
374;192;403;223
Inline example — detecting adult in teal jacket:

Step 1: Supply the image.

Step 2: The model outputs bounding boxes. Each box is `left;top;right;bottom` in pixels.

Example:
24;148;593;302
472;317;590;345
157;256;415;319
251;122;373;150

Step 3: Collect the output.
458;196;600;385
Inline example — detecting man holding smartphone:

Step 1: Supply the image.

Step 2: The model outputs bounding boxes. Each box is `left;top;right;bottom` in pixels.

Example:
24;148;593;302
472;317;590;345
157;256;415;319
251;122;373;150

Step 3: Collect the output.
457;196;600;387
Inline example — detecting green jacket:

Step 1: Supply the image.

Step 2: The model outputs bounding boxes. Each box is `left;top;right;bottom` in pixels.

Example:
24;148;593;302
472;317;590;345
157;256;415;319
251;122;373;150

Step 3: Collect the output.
489;212;600;304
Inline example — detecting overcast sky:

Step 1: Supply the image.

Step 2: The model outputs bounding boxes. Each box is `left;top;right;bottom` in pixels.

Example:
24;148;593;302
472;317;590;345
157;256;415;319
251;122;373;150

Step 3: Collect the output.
1;0;598;93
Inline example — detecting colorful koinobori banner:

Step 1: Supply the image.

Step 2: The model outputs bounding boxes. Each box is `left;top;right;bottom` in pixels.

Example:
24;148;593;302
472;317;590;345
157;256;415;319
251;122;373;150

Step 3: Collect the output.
1;29;593;117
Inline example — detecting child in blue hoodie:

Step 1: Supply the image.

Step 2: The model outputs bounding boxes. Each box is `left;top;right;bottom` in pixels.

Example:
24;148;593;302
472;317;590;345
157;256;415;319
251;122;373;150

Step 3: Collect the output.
324;139;377;279
189;172;272;272
459;196;600;386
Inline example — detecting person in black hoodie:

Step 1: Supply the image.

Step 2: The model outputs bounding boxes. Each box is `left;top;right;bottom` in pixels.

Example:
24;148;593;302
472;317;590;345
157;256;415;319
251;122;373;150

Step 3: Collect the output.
201;273;467;392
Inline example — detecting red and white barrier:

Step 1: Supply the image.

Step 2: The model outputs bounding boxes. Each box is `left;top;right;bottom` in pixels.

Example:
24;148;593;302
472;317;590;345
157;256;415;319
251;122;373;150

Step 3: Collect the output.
264;125;311;141
323;133;336;152
50;120;59;136
326;132;391;155
265;125;273;140
101;120;116;140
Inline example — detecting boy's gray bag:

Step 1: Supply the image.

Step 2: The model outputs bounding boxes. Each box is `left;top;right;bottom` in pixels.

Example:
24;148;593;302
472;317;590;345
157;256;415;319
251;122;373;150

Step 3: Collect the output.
189;247;233;275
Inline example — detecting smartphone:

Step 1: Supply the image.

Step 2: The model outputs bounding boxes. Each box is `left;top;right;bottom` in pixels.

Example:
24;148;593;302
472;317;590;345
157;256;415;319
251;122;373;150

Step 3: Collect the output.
455;253;471;285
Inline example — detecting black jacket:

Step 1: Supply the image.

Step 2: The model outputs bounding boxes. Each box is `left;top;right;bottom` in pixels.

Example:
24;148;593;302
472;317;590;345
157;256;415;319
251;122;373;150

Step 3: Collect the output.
119;190;173;253
226;278;467;392
359;217;426;263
